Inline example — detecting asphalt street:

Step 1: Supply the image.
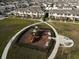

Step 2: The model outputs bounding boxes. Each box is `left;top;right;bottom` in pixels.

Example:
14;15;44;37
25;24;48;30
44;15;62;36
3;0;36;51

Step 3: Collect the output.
0;15;6;20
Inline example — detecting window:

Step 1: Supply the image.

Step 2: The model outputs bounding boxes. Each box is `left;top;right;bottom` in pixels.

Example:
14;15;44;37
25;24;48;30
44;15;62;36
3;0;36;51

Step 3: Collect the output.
68;14;71;16
77;14;79;16
65;14;67;15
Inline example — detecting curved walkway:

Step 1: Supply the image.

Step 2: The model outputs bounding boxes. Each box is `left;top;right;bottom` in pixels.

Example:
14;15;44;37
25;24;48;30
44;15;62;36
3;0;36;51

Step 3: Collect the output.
44;22;60;59
1;21;60;59
1;20;74;59
1;22;43;59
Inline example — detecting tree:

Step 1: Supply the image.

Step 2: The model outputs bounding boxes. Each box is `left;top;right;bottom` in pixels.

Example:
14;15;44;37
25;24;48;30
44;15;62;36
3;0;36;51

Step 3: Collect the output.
42;12;49;21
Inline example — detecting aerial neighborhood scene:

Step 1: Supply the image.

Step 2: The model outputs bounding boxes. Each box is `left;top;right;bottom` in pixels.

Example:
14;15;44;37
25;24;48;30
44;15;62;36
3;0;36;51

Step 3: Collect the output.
0;0;79;59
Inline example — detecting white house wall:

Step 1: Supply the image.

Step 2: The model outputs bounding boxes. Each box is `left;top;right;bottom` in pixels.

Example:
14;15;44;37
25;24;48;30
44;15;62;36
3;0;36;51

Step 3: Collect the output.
49;13;79;19
14;10;44;18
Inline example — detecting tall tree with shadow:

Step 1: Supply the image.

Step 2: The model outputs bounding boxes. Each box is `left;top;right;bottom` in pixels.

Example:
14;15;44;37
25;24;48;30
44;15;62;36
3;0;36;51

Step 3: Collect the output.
42;11;49;21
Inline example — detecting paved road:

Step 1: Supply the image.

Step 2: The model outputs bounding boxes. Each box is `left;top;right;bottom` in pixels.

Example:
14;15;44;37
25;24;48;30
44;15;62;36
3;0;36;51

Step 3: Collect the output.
0;15;6;20
48;20;79;25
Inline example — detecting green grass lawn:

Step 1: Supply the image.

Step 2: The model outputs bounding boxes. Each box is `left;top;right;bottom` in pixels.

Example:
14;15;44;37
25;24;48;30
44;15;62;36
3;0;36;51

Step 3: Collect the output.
7;44;47;59
0;17;79;59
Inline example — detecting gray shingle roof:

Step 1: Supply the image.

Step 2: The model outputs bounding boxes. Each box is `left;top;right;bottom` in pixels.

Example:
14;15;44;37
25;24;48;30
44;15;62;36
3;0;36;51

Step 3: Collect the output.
0;6;5;11
16;6;44;13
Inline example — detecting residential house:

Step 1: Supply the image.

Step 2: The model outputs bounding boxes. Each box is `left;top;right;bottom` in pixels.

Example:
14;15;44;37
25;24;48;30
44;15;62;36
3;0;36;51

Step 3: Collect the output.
49;9;79;20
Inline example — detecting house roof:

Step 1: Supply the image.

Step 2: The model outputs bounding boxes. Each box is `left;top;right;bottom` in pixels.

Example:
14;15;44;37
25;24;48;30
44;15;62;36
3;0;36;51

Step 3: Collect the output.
16;6;44;13
5;4;15;8
0;6;5;11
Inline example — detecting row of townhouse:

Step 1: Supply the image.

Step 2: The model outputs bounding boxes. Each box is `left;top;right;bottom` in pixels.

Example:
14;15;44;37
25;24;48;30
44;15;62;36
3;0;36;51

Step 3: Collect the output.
13;6;79;20
14;6;44;18
49;9;79;20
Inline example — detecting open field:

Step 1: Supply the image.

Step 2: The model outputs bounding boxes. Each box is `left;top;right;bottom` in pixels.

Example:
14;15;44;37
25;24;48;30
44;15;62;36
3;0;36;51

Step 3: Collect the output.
7;45;47;59
0;17;79;59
